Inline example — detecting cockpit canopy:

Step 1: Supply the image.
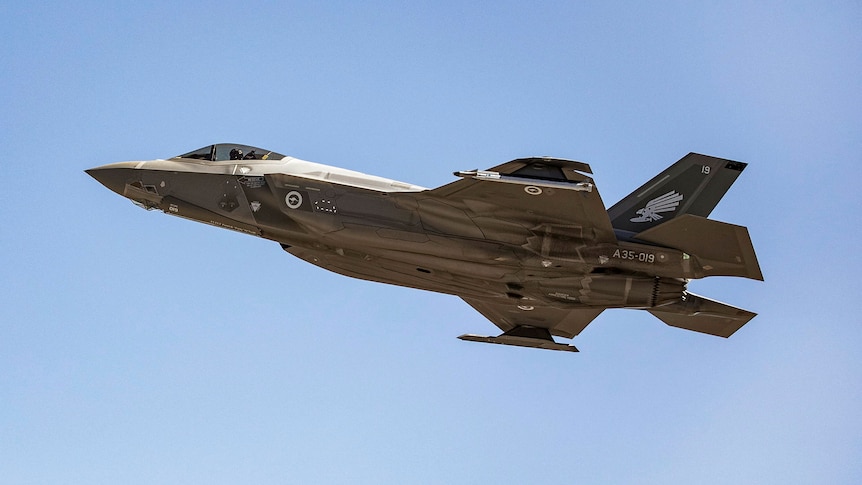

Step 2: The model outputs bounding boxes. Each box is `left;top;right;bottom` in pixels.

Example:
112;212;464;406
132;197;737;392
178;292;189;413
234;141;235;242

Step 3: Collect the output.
174;144;287;162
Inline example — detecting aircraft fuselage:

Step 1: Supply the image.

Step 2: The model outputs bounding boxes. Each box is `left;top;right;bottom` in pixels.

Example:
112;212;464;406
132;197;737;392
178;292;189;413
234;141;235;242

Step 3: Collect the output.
88;157;697;309
87;144;762;352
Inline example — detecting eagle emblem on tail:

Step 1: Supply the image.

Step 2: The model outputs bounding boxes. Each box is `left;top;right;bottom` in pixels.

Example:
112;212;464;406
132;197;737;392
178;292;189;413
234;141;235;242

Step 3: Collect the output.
630;191;683;223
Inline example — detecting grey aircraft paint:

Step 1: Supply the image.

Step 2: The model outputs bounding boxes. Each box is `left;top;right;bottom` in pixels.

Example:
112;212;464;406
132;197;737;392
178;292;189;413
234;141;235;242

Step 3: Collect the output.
87;145;762;352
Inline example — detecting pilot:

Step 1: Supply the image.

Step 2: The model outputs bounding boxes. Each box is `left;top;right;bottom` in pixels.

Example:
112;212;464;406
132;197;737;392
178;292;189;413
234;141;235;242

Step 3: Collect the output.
229;148;243;160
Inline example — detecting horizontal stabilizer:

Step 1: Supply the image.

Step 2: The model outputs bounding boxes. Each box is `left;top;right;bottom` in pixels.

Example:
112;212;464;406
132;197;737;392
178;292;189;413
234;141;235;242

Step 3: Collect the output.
648;292;756;338
458;326;578;352
634;214;763;280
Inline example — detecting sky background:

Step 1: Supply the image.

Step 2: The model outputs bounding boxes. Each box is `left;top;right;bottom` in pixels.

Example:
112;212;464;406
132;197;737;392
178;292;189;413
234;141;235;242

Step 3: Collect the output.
1;1;860;483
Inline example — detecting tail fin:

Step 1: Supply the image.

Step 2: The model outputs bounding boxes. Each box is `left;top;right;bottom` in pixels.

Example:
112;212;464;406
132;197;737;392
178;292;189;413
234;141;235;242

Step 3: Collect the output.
648;292;756;338
607;153;747;234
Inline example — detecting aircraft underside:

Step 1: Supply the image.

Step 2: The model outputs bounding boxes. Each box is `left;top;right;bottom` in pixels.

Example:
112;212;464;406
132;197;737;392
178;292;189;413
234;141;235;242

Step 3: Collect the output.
87;144;762;352
282;242;688;309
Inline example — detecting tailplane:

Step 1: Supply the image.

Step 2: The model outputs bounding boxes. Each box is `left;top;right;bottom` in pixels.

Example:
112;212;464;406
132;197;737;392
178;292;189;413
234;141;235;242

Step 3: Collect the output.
608;153;747;234
634;214;763;281
648;292;756;338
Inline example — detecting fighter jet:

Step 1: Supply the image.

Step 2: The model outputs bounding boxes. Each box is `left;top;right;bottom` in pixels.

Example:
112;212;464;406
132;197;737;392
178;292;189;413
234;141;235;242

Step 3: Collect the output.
87;144;763;352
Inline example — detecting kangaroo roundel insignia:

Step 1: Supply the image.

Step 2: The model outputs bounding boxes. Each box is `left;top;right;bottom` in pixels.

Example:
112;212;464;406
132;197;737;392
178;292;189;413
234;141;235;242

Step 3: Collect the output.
285;190;303;209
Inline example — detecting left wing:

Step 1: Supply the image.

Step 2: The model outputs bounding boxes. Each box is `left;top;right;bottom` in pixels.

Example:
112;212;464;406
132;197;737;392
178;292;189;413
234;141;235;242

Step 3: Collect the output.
458;297;606;352
422;158;617;352
461;297;605;339
425;157;617;245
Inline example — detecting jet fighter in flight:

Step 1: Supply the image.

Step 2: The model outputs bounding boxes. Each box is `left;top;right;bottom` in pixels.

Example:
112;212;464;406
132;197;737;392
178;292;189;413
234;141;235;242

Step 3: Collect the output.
87;144;762;352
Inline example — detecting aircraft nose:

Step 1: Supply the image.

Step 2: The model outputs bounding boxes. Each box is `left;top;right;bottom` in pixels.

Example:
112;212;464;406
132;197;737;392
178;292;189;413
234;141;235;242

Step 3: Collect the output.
85;162;142;197
86;167;123;196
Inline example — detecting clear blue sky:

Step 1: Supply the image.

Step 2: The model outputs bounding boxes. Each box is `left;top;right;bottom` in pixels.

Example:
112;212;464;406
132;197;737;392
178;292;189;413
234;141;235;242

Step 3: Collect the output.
1;1;860;483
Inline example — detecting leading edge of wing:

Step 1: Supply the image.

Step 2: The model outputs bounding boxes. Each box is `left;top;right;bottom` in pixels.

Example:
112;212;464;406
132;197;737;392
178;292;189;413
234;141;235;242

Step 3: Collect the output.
490;156;593;175
431;156;594;198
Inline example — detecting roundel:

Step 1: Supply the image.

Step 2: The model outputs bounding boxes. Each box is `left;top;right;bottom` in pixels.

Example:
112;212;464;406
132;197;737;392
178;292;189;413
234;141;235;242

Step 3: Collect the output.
285;190;303;209
524;186;542;196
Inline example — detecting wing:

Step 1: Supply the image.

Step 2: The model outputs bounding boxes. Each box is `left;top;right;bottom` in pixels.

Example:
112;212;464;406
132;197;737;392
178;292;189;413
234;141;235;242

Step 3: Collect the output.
419;158;616;352
425;157;617;245
461;296;605;339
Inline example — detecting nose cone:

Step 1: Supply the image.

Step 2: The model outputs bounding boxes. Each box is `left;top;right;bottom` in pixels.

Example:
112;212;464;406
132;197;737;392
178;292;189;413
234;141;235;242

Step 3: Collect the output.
85;162;142;197
86;167;124;196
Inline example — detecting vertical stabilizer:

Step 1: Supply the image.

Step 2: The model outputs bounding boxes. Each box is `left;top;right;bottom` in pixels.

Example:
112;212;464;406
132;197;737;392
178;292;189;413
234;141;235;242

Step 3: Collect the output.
608;153;747;234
